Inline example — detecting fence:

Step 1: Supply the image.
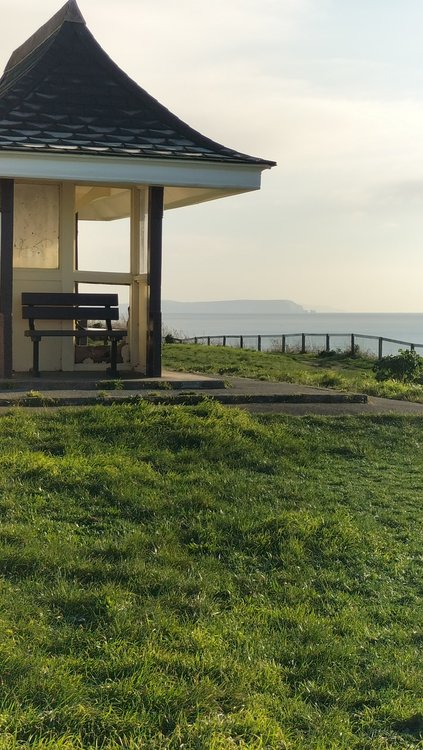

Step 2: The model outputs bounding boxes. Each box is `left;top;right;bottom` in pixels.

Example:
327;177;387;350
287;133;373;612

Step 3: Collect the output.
175;333;423;359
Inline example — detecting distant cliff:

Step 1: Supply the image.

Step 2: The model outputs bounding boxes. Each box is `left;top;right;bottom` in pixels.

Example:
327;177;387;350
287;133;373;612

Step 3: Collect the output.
162;299;309;314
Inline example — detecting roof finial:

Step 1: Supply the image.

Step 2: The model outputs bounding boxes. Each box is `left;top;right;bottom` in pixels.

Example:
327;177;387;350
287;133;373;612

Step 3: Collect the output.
5;0;86;73
62;0;85;24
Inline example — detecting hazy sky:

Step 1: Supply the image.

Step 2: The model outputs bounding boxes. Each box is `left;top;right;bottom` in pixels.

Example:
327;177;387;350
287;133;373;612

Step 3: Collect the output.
2;0;423;311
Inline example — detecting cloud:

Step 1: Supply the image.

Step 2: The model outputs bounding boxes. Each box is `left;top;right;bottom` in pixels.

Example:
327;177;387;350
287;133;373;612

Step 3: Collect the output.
372;180;423;208
85;0;313;66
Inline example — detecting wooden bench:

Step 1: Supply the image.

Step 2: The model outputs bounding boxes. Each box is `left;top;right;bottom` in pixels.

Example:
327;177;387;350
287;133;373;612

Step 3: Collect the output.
22;292;127;376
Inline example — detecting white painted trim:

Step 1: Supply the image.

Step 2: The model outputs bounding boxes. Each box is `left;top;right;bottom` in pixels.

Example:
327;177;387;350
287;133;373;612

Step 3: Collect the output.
59;182;77;370
73;270;133;285
0;151;268;192
130;187;148;370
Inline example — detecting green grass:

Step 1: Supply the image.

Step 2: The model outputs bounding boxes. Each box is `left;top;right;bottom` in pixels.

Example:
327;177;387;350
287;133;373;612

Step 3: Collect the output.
163;343;423;402
0;403;421;748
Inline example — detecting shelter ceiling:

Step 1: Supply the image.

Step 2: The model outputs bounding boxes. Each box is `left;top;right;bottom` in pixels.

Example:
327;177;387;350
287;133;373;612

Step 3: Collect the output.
75;184;244;220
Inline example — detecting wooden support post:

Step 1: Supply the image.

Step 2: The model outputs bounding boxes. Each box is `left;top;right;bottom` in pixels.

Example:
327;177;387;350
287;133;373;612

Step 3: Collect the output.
411;343;415;352
257;335;261;352
378;338;383;360
282;335;286;354
207;337;210;346
240;336;243;349
351;334;355;356
301;333;306;354
0;179;14;378
223;336;226;347
32;337;40;377
146;186;164;377
109;339;118;377
326;334;330;352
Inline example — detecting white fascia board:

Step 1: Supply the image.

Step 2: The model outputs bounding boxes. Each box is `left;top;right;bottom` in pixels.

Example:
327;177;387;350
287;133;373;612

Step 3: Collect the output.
0;151;268;191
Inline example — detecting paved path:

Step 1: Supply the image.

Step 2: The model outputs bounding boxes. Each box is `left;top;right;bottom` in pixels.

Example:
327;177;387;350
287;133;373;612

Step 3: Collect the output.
236;398;423;416
0;371;423;415
221;377;423;415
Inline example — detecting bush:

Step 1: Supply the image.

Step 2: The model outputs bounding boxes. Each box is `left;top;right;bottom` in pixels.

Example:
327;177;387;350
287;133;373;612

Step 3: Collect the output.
162;325;183;344
373;349;423;382
164;333;176;343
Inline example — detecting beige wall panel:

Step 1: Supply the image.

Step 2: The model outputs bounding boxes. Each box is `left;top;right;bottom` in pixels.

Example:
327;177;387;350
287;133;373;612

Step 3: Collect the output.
13;275;62;372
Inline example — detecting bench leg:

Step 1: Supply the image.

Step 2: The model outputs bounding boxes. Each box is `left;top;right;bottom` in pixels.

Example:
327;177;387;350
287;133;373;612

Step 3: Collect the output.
31;338;40;377
108;339;118;377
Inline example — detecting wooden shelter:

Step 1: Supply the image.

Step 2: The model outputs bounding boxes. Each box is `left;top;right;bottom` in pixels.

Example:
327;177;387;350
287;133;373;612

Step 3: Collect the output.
0;0;275;376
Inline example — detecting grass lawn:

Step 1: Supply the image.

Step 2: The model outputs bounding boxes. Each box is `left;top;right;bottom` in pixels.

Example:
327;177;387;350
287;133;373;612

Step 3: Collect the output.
0;403;421;748
163;343;423;402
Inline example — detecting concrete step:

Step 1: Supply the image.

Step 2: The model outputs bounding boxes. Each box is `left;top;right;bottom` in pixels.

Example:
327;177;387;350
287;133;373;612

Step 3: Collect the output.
0;371;225;392
0;390;368;408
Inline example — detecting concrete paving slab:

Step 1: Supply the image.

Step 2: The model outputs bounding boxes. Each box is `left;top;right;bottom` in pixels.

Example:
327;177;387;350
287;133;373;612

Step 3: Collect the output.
0;371;422;415
5;370;225;391
236;397;423;416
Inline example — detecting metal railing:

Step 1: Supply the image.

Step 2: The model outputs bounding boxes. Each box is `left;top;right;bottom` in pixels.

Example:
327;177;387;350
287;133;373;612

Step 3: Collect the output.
173;333;423;359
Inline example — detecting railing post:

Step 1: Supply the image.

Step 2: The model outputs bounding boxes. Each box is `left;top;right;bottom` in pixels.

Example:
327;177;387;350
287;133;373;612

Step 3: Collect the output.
326;334;330;352
223;336;226;347
411;343;415;352
194;337;198;344
207;337;210;346
257;335;261;352
378;337;383;360
240;336;243;349
351;334;355;356
282;335;286;354
301;333;306;354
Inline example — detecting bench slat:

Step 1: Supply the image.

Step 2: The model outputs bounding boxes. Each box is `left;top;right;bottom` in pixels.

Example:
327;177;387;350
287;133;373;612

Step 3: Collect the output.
24;330;126;338
23;307;120;320
22;293;119;306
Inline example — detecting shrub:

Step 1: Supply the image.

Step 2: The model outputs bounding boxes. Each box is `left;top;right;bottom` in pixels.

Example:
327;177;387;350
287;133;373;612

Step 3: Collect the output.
162;325;183;344
164;333;176;343
373;349;423;382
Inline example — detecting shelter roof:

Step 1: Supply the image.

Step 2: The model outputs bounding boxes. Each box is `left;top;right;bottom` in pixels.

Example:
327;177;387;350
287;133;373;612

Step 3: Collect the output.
0;1;275;167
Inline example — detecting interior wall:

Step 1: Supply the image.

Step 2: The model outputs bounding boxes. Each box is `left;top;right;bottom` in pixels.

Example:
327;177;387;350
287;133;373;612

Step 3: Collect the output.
13;181;63;372
13;271;63;372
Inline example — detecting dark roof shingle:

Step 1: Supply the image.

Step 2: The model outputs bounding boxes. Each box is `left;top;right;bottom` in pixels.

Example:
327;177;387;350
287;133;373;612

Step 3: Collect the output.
0;2;275;166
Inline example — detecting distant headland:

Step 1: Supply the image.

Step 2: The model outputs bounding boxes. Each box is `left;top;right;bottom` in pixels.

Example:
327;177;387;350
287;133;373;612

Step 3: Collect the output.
162;299;313;314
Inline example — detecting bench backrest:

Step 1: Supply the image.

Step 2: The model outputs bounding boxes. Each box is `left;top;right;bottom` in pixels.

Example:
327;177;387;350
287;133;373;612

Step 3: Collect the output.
22;293;120;330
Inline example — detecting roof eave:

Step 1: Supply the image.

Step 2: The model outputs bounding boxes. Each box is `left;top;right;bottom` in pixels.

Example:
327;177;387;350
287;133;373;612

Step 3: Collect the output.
0;149;271;192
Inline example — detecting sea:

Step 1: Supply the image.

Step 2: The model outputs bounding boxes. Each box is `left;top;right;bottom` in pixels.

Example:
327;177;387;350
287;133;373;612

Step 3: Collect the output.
162;312;423;357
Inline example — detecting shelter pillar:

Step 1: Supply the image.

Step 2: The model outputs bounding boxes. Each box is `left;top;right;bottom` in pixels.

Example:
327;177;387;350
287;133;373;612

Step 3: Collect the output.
0;179;14;377
146;186;164;377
